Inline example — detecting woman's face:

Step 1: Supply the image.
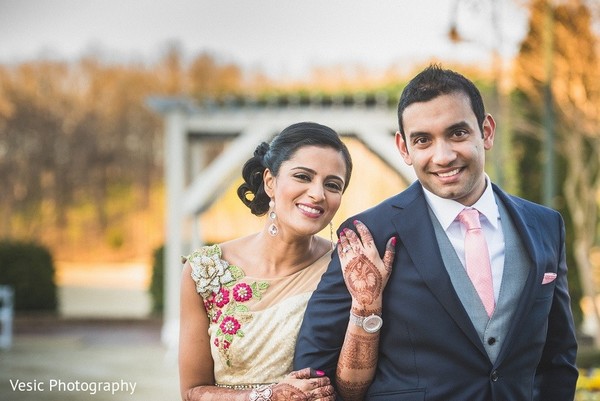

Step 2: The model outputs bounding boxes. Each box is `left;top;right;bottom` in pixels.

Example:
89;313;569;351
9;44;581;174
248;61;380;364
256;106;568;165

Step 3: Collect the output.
264;145;347;238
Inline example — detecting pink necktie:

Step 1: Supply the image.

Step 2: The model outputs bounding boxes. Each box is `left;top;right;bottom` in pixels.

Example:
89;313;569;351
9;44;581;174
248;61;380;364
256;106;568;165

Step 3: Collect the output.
458;208;495;318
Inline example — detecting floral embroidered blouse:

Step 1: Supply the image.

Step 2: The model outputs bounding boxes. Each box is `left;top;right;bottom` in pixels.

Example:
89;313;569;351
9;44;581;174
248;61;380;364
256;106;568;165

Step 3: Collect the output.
187;244;330;388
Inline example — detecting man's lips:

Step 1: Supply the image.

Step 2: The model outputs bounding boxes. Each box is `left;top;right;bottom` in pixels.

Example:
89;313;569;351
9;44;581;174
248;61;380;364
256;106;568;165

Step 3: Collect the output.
435;167;462;178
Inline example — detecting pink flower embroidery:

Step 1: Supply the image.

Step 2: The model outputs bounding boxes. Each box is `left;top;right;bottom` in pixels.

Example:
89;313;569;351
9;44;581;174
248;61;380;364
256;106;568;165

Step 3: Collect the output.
220;316;241;335
213;288;230;308
204;298;213;311
214;338;219;347
233;283;253;302
212;310;222;323
222;340;231;349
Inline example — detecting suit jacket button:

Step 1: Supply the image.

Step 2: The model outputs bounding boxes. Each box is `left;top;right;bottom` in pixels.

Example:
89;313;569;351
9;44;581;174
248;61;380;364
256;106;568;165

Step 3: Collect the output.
487;337;496;345
491;370;499;382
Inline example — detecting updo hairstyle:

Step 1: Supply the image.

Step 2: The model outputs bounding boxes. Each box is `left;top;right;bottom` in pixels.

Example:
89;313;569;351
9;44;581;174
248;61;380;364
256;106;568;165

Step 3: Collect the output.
237;121;352;216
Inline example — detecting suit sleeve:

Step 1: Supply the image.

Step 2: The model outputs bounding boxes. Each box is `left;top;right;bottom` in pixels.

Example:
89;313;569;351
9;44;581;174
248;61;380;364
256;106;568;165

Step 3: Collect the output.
293;224;353;382
535;214;578;400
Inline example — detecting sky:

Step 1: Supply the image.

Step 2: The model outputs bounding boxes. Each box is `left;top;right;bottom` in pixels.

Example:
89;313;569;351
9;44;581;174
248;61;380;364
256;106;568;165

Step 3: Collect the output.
0;0;530;79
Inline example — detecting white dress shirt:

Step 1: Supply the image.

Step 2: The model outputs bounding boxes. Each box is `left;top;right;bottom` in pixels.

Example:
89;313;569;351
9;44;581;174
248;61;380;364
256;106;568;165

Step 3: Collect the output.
422;176;505;302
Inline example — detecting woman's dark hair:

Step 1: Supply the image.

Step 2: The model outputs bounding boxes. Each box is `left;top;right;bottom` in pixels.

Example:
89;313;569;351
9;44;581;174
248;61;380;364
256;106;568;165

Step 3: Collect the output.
237;121;352;216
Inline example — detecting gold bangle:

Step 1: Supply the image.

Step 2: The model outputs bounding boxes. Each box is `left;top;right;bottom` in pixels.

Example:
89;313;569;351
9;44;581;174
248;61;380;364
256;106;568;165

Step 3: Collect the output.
249;384;273;401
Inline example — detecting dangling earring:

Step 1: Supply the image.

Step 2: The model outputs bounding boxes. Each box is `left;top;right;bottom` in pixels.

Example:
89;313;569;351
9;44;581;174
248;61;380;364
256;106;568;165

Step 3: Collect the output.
268;199;278;236
329;222;335;250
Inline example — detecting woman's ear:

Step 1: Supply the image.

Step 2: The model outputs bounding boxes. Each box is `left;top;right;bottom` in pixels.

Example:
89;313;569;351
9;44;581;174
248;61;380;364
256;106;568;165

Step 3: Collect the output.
263;168;275;198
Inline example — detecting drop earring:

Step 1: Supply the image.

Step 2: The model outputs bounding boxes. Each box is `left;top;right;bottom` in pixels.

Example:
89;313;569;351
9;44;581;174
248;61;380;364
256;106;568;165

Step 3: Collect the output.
329;222;335;250
268;199;278;236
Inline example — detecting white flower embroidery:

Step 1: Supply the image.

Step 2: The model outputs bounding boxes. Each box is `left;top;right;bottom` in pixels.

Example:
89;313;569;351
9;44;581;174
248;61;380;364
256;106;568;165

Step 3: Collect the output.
188;246;234;298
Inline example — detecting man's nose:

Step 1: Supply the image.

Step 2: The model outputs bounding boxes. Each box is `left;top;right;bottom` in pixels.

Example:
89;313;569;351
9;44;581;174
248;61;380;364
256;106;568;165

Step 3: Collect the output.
432;141;457;165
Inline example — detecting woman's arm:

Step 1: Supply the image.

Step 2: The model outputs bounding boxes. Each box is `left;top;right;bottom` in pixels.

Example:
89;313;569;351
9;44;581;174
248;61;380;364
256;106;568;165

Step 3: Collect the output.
179;263;336;401
184;369;334;401
178;262;217;399
335;221;395;401
336;303;383;401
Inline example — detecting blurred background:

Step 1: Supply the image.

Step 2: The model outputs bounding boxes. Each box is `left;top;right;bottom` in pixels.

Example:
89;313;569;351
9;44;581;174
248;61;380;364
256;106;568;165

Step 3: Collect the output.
1;0;600;399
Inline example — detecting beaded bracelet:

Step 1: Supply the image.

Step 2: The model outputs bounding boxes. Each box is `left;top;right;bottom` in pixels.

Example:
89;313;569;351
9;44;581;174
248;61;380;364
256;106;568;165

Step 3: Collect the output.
249;384;273;401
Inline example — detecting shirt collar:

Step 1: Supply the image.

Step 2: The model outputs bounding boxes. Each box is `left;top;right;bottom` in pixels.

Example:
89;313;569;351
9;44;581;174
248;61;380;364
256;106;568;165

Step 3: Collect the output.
423;175;499;231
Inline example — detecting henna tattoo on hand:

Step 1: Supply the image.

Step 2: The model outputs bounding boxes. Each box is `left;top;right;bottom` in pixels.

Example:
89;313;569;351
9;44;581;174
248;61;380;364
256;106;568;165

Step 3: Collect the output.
272;383;306;401
338;331;379;370
382;245;394;273
345;254;383;306
336;377;373;391
351;306;382;317
336;376;371;401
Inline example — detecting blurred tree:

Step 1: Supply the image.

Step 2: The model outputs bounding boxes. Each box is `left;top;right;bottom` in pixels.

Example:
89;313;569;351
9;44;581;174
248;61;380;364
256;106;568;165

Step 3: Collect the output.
188;52;243;100
0;57;165;260
0;48;259;262
80;58;163;218
0;61;77;236
514;0;600;342
158;42;186;95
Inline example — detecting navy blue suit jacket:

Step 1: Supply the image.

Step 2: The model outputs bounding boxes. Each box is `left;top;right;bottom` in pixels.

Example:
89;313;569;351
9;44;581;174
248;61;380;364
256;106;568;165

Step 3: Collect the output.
294;182;578;401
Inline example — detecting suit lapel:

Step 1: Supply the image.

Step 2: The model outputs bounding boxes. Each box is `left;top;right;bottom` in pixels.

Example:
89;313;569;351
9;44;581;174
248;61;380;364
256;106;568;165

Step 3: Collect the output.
491;186;543;366
492;185;539;266
390;183;486;355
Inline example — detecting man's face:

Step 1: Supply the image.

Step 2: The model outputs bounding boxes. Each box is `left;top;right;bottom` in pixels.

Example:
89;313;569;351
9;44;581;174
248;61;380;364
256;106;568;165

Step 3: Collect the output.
396;92;495;206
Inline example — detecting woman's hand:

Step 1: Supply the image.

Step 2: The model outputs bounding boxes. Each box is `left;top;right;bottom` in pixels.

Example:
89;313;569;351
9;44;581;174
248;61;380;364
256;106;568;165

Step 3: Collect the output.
269;367;335;400
338;220;396;312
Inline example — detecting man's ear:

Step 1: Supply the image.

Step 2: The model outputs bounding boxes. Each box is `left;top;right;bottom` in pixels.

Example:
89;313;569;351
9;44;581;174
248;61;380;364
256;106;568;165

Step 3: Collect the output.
395;131;412;166
482;114;496;150
263;168;275;198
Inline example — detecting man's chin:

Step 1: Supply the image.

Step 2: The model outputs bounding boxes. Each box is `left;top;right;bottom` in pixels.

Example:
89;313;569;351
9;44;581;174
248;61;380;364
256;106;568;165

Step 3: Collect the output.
422;182;460;200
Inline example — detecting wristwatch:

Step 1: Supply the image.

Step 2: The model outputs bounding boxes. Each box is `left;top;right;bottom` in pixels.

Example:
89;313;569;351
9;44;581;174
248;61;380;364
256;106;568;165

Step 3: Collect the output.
349;312;383;333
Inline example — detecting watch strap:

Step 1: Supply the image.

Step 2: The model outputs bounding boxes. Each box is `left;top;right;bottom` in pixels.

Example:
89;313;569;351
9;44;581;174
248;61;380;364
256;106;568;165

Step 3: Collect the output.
349;311;366;327
349;311;382;333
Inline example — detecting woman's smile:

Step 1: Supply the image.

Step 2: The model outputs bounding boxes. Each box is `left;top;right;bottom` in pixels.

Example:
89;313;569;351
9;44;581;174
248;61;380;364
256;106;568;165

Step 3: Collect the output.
297;203;324;218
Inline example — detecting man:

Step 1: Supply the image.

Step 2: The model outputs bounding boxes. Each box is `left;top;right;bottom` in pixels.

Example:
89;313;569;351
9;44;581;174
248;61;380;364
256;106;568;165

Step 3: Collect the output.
294;65;578;400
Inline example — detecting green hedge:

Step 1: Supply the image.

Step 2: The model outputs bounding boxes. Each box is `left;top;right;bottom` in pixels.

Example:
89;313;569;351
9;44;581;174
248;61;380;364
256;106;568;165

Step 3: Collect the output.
577;347;600;369
0;241;57;311
149;245;164;314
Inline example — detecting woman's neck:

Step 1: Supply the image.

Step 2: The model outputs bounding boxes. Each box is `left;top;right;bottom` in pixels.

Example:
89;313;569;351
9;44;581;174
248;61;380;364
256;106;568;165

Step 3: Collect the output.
220;227;331;278
256;231;325;277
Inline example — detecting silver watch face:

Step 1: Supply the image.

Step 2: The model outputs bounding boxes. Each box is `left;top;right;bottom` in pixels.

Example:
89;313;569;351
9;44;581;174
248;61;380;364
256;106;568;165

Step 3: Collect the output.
363;315;383;333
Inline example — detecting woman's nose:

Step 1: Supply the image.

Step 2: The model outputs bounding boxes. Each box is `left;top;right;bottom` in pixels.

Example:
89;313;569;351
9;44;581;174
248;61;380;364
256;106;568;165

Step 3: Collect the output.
307;183;325;201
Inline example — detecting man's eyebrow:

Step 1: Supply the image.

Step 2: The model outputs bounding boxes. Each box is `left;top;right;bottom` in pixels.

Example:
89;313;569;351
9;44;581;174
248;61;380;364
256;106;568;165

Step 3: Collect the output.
445;121;471;133
407;120;473;140
407;130;430;139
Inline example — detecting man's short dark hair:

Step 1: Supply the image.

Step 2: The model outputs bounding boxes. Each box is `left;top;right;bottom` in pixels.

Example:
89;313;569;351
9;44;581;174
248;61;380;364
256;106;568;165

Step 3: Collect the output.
397;64;486;140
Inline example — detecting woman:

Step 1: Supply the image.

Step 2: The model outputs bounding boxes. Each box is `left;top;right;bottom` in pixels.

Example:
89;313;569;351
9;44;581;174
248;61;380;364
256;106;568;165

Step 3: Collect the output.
179;122;353;400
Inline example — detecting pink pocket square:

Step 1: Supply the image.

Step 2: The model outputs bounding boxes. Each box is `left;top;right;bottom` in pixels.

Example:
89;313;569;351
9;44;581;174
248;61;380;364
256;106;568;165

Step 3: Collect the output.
542;272;557;284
